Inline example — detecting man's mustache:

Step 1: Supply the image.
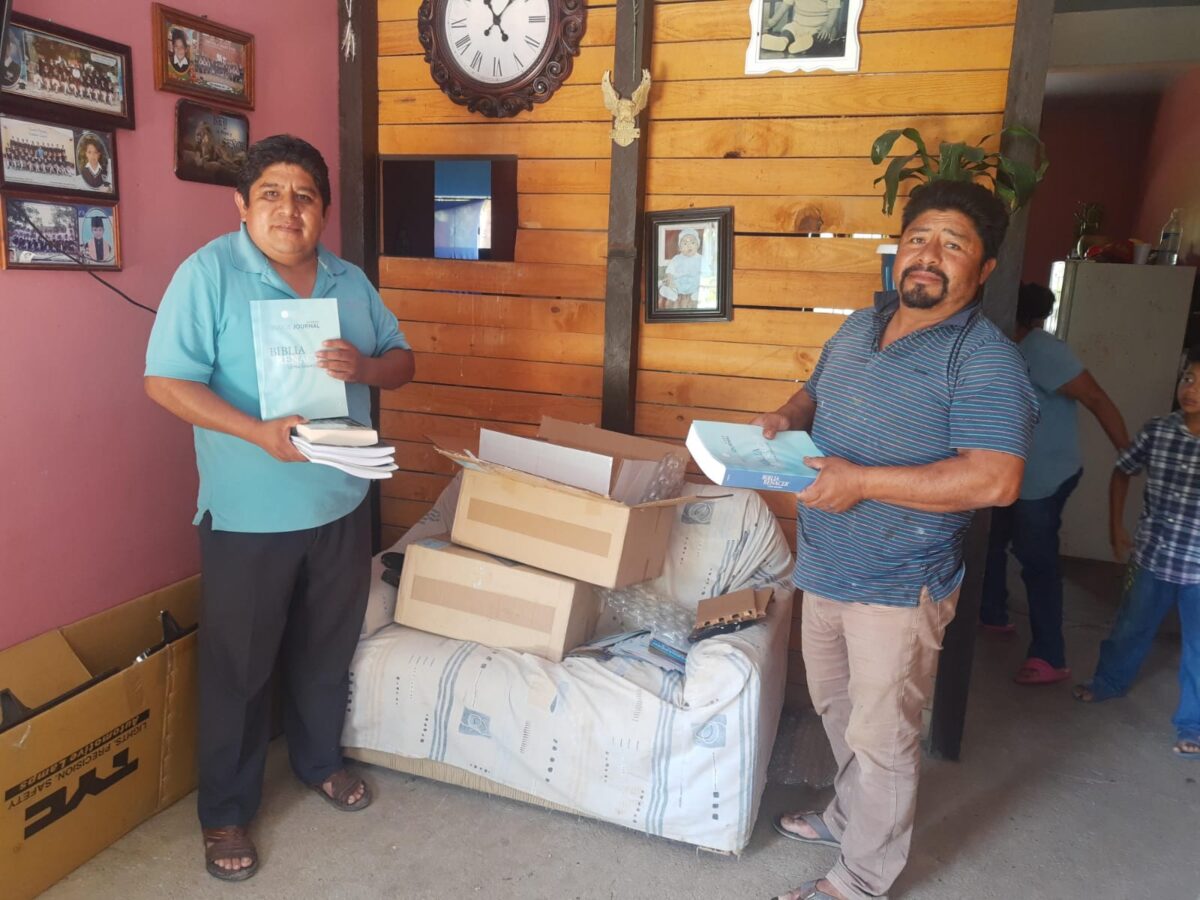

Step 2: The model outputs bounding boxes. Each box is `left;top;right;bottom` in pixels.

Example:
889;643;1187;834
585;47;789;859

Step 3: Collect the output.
900;264;948;290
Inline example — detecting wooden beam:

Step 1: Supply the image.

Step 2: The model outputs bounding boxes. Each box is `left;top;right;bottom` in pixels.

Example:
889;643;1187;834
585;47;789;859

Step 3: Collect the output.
926;0;1054;763
340;0;381;551
601;0;655;432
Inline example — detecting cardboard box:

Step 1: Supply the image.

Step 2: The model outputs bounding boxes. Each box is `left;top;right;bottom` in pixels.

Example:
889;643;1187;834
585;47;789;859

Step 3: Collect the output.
436;419;695;588
396;537;598;662
0;577;200;900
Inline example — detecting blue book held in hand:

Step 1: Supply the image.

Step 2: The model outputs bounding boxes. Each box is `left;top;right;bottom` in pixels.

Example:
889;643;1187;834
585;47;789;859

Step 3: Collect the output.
686;420;824;492
249;297;349;421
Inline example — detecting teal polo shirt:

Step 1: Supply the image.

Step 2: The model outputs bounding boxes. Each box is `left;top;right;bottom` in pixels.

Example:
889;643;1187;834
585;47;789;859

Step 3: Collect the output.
145;226;409;533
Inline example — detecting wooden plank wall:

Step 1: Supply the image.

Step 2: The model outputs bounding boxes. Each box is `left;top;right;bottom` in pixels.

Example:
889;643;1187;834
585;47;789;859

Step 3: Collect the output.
375;0;1019;702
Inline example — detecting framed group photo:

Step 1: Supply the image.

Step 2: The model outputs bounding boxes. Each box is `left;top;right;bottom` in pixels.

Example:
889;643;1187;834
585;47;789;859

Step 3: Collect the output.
174;100;249;187
1;112;118;199
1;14;134;129
152;4;254;109
2;193;120;270
645;207;733;323
745;0;863;75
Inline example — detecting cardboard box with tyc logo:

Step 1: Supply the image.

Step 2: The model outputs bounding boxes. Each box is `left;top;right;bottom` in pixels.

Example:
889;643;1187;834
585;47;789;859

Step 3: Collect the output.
0;577;200;900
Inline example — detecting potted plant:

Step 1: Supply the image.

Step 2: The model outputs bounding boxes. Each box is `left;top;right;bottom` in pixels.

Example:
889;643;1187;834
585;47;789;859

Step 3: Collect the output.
868;126;1048;288
1071;201;1105;258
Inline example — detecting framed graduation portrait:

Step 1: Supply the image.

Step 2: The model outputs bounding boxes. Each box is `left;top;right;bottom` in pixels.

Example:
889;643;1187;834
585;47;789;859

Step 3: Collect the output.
152;4;255;109
0;14;135;130
1;193;120;270
1;112;118;199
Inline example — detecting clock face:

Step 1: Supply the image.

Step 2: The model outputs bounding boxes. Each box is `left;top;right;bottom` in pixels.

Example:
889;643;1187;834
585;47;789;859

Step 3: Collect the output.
440;0;553;86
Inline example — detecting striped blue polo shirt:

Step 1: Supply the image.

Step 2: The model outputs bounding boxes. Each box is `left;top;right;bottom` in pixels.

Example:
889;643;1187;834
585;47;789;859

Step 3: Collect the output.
795;291;1037;607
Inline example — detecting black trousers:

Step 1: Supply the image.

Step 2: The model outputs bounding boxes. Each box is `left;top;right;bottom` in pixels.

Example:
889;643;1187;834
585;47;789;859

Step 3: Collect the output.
196;499;371;828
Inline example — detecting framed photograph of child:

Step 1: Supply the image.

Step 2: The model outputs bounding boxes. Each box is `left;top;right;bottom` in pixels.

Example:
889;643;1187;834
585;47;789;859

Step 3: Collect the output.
152;4;254;109
645;207;733;324
1;113;118;199
1;193;120;270
745;0;863;75
174;100;249;187
0;14;135;130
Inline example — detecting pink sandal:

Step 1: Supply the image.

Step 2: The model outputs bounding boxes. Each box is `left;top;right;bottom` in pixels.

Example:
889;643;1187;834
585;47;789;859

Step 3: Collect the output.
1014;657;1070;685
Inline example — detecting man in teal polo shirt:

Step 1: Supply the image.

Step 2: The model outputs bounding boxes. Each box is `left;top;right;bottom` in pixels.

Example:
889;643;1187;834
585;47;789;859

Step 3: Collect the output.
145;135;414;881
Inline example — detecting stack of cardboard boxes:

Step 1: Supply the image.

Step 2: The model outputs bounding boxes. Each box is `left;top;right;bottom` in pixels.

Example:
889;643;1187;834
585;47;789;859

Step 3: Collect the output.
393;418;693;662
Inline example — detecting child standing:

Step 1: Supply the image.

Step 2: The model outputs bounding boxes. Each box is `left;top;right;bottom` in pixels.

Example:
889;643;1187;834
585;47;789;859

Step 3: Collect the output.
1073;350;1200;760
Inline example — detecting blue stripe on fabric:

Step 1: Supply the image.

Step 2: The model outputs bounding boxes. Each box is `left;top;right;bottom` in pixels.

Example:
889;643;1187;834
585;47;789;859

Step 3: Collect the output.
732;654;751;844
646;675;677;836
431;642;476;761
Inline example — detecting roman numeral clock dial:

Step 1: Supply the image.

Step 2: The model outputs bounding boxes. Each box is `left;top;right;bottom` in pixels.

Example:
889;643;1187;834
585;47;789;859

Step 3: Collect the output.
419;0;587;117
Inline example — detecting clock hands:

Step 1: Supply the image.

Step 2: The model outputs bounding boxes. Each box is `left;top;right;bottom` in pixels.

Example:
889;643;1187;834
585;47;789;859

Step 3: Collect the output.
482;0;510;41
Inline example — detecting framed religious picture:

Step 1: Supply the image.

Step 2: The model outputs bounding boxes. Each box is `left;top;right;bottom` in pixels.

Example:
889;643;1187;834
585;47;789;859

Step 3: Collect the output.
645;207;733;324
0;14;135;130
1;113;118;199
151;4;254;109
745;0;863;75
174;100;248;187
1;193;120;270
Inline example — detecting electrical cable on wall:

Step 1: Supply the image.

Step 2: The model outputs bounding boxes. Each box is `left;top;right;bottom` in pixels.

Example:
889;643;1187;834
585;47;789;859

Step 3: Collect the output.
16;206;156;315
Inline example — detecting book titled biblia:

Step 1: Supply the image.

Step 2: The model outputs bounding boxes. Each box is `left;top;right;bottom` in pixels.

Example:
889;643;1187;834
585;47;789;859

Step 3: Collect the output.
249;297;348;421
686;420;824;492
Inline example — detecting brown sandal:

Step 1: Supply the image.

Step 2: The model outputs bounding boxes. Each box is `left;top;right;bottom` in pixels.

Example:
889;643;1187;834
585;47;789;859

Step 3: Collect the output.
202;825;258;882
311;768;372;812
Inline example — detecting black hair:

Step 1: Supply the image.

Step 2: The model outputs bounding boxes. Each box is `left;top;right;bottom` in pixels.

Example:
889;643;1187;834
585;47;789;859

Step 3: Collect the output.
1187;346;1200;367
1016;282;1055;326
170;29;187;46
901;180;1010;262
91;216;105;228
236;134;331;210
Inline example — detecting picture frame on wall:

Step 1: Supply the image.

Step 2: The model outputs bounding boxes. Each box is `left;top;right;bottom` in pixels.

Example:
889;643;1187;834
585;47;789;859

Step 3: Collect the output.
645;207;733;324
745;0;863;75
1;192;120;270
152;4;255;109
1;112;118;199
0;14;135;130
174;100;249;187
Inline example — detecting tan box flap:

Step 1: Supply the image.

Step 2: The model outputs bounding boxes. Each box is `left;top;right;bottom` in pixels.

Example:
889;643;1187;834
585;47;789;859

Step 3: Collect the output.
62;577;200;675
0;631;91;711
537;417;683;462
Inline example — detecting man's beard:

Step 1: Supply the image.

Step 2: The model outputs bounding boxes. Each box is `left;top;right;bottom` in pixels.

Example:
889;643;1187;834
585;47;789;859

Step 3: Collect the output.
899;265;949;309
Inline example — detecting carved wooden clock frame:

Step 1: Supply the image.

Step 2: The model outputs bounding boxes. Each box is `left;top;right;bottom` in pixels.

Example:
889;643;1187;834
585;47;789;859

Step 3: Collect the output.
417;0;587;118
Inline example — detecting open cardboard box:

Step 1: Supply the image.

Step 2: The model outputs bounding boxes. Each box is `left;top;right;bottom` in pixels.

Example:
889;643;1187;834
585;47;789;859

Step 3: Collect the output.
433;418;700;588
0;577;200;900
395;536;599;662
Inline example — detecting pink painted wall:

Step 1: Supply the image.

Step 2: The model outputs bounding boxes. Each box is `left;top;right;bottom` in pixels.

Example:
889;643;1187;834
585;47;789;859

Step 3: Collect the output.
1022;94;1159;284
1;0;341;649
1134;68;1200;266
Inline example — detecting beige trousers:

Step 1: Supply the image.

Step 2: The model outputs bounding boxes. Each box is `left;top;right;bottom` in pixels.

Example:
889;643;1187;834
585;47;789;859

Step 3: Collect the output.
801;587;961;900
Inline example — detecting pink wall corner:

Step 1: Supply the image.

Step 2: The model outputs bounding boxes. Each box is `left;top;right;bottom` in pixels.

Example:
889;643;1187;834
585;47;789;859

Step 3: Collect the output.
1134;68;1200;266
1;0;342;649
1022;94;1159;285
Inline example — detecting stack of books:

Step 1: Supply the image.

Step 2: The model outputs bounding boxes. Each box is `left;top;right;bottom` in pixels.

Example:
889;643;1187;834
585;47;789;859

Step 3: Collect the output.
291;418;397;480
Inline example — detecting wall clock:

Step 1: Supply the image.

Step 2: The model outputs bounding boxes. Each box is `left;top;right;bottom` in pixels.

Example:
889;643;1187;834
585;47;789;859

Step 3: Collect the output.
418;0;586;118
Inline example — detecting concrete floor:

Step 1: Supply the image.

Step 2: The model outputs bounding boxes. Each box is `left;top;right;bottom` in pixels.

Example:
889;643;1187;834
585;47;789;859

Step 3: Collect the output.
44;559;1199;900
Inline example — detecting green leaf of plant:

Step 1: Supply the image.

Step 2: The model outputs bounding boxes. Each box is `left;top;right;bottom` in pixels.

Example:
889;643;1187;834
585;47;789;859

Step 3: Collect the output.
871;130;903;165
875;153;919;215
899;128;932;168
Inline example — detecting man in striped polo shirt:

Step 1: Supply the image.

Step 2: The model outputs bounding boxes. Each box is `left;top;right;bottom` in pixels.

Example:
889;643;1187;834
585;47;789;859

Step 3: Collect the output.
761;181;1038;900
